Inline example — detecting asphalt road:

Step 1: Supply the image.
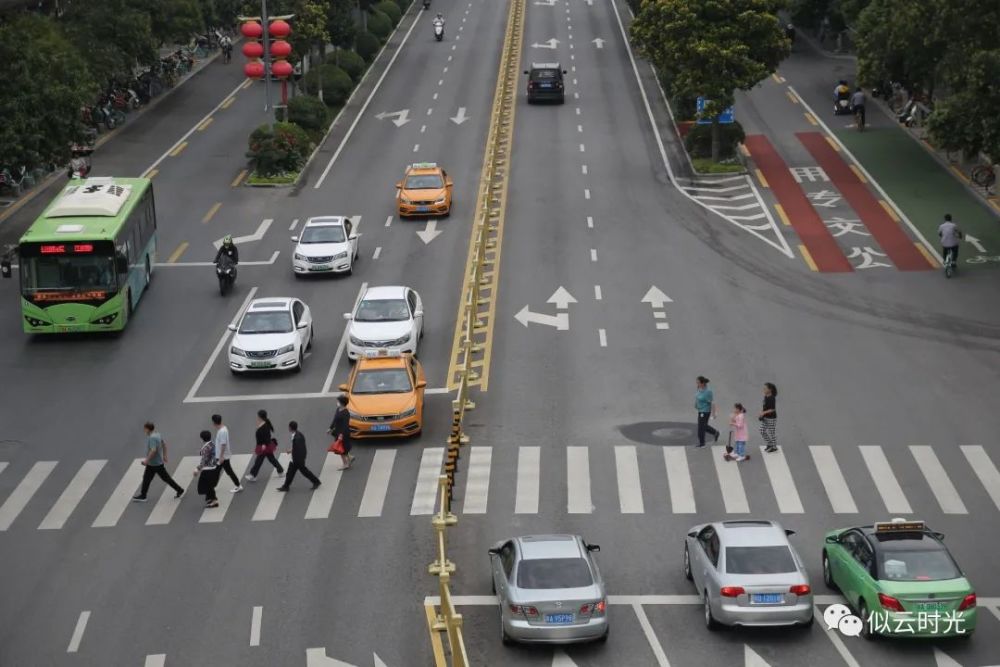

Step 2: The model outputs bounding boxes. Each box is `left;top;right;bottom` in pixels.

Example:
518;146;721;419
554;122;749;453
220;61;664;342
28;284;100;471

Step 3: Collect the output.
2;0;1000;666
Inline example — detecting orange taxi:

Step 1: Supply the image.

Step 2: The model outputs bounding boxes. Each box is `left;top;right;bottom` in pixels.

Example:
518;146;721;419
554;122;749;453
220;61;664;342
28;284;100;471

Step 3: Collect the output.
338;349;426;438
395;162;452;217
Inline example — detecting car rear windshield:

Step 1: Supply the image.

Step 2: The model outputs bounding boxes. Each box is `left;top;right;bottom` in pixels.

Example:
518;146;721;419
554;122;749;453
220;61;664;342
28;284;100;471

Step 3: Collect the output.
301;226;346;244
405;174;443;189
516;558;593;589
239;311;292;334
725;546;798;574
878;549;961;581
532;69;559;79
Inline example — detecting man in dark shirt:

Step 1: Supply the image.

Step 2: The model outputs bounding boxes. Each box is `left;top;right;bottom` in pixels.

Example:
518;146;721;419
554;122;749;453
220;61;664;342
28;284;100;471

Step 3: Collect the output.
277;421;321;491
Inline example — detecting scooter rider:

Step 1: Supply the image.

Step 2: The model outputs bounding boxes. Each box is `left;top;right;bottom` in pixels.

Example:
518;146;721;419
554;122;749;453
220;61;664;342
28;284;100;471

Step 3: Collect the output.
834;80;850;102
433;12;445;27
215;235;239;265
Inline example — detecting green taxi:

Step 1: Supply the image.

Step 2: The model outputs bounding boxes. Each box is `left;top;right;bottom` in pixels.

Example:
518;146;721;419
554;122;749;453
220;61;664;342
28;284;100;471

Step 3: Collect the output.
822;519;976;639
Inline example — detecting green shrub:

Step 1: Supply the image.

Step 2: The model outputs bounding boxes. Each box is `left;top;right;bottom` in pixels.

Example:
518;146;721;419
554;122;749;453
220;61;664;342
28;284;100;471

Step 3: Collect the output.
303;64;354;107
356;31;380;62
394;0;410;11
367;9;392;41
375;0;402;26
329;49;367;83
246;122;314;177
683;121;746;159
287;95;331;140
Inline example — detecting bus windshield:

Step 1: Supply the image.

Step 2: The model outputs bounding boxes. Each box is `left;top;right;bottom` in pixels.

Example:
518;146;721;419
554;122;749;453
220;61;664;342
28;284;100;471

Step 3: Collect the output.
20;244;118;294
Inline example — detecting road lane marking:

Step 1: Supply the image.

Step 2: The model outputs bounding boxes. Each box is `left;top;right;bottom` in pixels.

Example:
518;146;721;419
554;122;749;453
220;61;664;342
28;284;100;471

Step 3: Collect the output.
785;90;799;104
92;459;143;527
799;244;818;271
594;285;602;300
146;456;199;525
577;124;583;132
167;242;189;263
808;446;858;513
252;460;290;521
420;124;426;133
584;188;591;199
413;143;420;152
712;447;749;513
67;610;91;653
305;454;345;519
197;117;214;131
201;202;222;224
910;445;967;514
576;107;581;115
241;79;253;90
385;215;393;227
859;446;911;513
567;447;591;513
0;461;57;530
878;199;900;221
231;169;248;187
40;460;106;530
145;655;165;667
663;449;695;513
581;164;588;174
169;141;189;157
632;603;672;667
443;67;448;73
586;215;594;228
321;282;367;394
463;447;492;514
515;447;540;514
915;242;939;267
184;287;258;402
438;79;444;86
250;606;262;647
579;143;585;152
754;168;768;187
221;96;235;109
598;328;607;347
358;450;395;517
146;168;159;179
824;135;840;152
590;248;597;261
615;446;644;513
288;217;299;231
199;455;251;523
759;446;804;513
411;448;445;515
373;246;382;260
960;446;1000;510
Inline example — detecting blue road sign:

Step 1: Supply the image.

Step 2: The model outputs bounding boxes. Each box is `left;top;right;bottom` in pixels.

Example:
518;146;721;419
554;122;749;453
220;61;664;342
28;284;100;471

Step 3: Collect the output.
696;97;735;125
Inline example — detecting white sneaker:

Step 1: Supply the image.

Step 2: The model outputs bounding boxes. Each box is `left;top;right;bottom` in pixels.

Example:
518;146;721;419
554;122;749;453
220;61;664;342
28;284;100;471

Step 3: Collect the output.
231;485;244;493
244;474;256;482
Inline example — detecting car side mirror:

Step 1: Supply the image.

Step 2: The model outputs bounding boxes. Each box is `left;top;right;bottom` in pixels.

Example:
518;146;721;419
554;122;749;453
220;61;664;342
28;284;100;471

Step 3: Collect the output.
488;547;499;556
338;383;349;392
416;380;427;389
291;235;299;242
297;322;308;330
586;543;601;552
227;324;237;332
395;181;402;189
0;259;10;279
785;529;796;536
563;69;567;74
687;530;697;538
343;313;353;321
523;70;529;75
446;181;453;187
349;233;358;240
825;535;838;544
413;310;424;318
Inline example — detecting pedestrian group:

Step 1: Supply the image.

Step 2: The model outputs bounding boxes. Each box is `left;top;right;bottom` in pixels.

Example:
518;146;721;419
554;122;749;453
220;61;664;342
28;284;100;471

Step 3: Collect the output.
693;376;779;463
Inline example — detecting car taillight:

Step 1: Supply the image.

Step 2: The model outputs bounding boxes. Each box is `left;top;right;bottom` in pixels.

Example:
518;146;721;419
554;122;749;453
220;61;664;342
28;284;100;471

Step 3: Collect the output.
789;584;811;596
720;586;745;598
579;599;607;616
958;593;976;611
878;593;905;612
509;604;538;617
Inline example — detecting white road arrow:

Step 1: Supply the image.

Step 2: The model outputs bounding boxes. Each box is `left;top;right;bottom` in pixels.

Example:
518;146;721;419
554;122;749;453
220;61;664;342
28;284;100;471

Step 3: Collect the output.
592;38;605;49
305;649;390;667
515;306;569;330
547;286;577;309
416;219;443;244
534;0;557;5
965;234;987;253
450;107;469;125
213;218;272;250
745;645;772;667
552;649;578;666
641;285;673;309
375;109;411;127
531;38;560;49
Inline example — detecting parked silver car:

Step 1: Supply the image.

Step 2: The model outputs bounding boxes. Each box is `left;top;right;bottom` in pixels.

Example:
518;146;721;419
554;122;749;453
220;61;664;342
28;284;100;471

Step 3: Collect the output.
488;534;609;644
684;520;814;629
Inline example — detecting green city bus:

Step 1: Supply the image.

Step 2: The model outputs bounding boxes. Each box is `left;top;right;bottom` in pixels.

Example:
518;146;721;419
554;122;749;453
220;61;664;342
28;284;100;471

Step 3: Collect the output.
9;177;157;333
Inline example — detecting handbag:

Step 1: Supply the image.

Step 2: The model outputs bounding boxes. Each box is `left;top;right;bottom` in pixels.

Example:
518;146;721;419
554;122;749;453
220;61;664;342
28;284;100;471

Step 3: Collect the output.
329;434;345;455
266;437;279;455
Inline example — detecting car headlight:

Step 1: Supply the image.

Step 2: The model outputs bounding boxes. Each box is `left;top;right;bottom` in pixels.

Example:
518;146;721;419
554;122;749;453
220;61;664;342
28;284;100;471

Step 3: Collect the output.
294;253;307;261
399;407;417;418
333;251;348;260
349;335;364;345
434;197;446;204
400;196;411;205
230;346;246;357
348;411;361;419
93;312;119;325
387;334;410;346
277;344;295;355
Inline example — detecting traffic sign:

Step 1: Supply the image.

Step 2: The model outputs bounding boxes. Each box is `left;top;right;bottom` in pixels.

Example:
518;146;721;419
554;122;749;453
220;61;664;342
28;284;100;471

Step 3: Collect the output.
696;97;734;125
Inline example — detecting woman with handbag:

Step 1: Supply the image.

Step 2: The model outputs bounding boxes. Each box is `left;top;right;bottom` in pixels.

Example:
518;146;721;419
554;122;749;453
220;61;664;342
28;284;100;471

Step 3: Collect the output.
245;409;284;482
329;394;355;470
193;430;220;508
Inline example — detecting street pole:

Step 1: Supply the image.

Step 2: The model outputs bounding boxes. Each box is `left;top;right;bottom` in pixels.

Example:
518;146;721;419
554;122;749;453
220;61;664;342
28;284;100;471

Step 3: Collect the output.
261;0;274;124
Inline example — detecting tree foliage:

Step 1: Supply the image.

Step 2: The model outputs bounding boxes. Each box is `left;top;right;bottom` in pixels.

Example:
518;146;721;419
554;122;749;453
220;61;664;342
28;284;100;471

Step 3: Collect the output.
302;63;354;107
331;49;367;82
287;94;331;140
150;0;205;45
62;0;158;86
247;122;314;176
366;9;392;41
355;30;380;62
326;0;357;49
375;0;401;26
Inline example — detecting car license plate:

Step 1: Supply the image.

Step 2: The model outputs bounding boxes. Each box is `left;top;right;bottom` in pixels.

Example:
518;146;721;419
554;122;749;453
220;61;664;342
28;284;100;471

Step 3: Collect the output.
370;424;392;432
545;614;574;624
308;264;331;271
249;361;272;368
751;593;783;605
417;206;430;212
916;602;945;611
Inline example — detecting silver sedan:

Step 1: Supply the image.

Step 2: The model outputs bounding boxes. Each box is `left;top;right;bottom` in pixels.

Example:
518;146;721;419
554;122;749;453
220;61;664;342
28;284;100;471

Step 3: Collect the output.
684;520;814;629
488;534;609;644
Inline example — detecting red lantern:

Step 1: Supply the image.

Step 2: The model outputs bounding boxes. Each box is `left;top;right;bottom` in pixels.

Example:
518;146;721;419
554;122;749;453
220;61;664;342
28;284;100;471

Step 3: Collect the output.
242;42;264;59
269;39;292;58
268;19;291;39
241;21;263;39
244;61;265;79
271;60;294;80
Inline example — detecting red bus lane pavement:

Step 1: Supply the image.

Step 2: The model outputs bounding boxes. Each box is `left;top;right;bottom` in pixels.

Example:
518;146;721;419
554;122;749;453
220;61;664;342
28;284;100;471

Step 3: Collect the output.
744;134;853;272
797;132;935;271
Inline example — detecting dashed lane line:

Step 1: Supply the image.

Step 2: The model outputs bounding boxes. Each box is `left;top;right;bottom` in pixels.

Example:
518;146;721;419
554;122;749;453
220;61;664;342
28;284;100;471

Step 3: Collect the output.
250;606;262;647
66;611;90;653
231;169;248;187
201;202;222;224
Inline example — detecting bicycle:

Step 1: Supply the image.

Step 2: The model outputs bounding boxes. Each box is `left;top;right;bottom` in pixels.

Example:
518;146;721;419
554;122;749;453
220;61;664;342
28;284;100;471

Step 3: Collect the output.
943;247;958;278
971;164;996;192
854;105;865;132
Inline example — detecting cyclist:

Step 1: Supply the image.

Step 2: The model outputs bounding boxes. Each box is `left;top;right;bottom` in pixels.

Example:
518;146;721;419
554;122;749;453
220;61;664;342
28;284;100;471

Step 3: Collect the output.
850;87;867;129
938;213;963;268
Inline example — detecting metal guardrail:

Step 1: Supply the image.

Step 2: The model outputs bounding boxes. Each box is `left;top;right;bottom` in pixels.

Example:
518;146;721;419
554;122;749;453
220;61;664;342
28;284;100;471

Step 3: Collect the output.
427;0;525;664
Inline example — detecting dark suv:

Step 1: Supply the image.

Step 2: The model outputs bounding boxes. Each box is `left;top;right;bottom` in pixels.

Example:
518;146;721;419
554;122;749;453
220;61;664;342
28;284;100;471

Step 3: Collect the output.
524;63;567;104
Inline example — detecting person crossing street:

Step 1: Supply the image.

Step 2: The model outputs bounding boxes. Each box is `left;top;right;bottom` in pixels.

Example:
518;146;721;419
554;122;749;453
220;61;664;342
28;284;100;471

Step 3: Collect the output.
212;414;243;493
277;421;321;492
132;422;184;502
694;376;720;448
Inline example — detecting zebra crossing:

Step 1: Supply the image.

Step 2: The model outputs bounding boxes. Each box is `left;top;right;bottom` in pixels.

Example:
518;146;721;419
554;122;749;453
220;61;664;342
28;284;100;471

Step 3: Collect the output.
1;443;999;531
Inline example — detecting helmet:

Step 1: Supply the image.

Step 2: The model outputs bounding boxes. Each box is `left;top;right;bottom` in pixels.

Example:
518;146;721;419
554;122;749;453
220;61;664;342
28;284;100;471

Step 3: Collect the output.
223;235;233;245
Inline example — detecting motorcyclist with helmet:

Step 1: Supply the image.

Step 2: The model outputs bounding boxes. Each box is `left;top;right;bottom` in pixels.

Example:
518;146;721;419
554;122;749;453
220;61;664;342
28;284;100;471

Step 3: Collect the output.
215;235;239;265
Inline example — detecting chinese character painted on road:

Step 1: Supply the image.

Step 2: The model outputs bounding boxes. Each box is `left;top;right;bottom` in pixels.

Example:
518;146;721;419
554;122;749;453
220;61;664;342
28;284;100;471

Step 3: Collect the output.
791;166;830;183
825;217;869;237
847;246;891;269
807;189;841;208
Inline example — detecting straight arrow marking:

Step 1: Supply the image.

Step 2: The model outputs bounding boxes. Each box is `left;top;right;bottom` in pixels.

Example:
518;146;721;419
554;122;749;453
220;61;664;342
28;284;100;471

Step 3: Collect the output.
214;218;273;249
450;107;469;125
592;38;605;48
641;286;672;309
416;219;443;244
547;286;577;309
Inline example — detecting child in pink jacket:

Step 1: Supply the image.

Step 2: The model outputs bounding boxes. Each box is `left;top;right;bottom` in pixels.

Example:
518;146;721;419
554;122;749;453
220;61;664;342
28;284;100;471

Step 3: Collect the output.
729;403;750;462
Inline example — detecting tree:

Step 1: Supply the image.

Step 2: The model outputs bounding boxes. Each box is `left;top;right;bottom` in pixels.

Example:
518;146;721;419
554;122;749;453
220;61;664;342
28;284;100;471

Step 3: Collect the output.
631;0;790;161
326;0;357;49
149;0;205;45
855;0;948;94
286;0;330;61
0;14;98;168
62;0;157;87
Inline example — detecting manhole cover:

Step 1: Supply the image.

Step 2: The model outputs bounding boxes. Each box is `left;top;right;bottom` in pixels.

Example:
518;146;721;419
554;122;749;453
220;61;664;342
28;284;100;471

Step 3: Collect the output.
618;421;694;447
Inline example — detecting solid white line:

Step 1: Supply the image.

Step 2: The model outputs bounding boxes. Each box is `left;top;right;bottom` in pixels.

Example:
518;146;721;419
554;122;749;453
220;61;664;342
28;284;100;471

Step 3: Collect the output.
250;606;262;647
590;248;597;261
960;445;1000;511
199;455;251;523
39;459;106;530
144;655;166;667
288;218;299;231
598;328;607;347
515;447;540;514
92;459;144;527
373;246;382;260
315;10;425;188
586;215;594;228
359;450;395;517
759;446;804;513
0;461;57;531
143;79;247;177
411;448;445;515
816;606;863;667
859;446;911;513
712;447;749;513
424;387;452;395
615;446;644;513
663;449;696;513
632;603;672;667
184;287;257;403
252;459;290;521
463;446;492;514
910;445;967;514
385;215;393;227
594;285;602;300
146;456;199;525
567;447;591;513
67;610;90;653
322;282;368;394
808;446;858;513
305;453;344;519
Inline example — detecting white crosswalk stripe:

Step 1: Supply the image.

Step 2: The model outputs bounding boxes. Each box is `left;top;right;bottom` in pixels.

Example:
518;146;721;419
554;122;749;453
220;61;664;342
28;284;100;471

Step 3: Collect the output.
859;446;912;514
462;446;492;514
0;462;7;477
147;456;199;525
614;446;643;514
200;455;251;523
252;456;290;521
759;446;804;513
0;461;57;531
39;460;106;530
92;459;144;527
961;445;1000;511
712;447;749;513
910;446;967;514
808;446;857;514
305;454;344;519
663;448;695;513
515;446;540;514
411;448;444;515
358;450;395;517
567;447;591;514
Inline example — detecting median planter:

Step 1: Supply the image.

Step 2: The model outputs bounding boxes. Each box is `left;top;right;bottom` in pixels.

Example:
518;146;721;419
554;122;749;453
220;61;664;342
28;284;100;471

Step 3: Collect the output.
682;121;747;175
245;122;315;187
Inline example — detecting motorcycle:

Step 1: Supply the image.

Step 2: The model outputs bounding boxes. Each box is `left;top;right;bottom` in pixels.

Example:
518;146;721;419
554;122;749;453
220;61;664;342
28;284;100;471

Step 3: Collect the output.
833;93;852;116
433;21;444;41
67;154;91;179
216;255;237;296
422;0;430;8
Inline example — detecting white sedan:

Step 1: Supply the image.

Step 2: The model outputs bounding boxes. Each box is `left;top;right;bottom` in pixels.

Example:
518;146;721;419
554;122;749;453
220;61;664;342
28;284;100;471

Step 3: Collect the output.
292;216;359;276
228;297;313;373
344;285;423;360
